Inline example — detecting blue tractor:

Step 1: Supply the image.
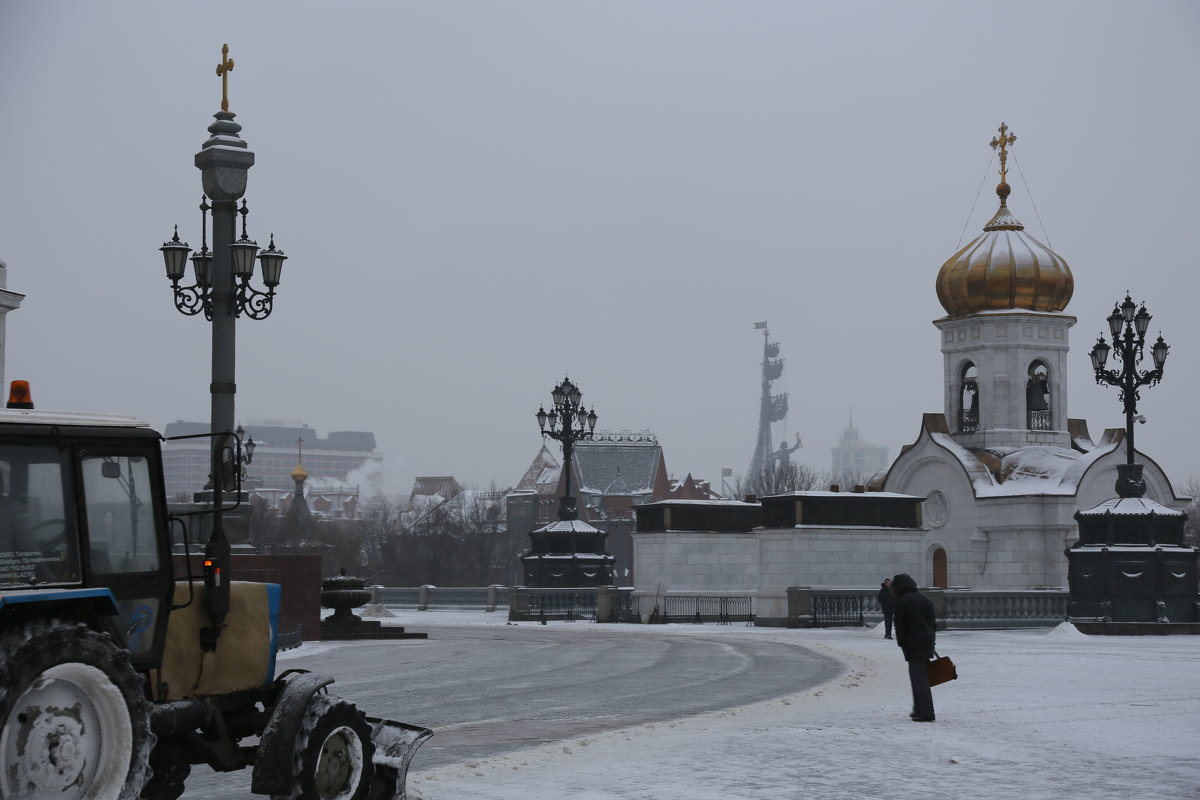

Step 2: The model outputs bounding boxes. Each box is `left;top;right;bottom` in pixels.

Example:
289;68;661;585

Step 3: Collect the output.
0;384;430;800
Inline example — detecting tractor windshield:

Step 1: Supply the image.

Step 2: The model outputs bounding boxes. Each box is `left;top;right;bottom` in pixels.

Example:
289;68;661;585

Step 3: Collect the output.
0;445;80;586
0;444;163;587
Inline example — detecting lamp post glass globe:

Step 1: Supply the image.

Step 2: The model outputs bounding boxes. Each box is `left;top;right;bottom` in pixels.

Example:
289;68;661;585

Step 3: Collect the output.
161;228;191;282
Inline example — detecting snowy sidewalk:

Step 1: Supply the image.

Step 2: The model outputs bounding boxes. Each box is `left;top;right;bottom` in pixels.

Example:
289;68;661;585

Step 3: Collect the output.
396;613;1200;800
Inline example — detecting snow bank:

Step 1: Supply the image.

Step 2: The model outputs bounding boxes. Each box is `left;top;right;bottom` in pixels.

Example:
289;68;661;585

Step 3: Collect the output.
393;612;1200;800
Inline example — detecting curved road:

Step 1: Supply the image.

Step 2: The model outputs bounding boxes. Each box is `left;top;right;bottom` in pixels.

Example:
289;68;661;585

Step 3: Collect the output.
180;623;840;797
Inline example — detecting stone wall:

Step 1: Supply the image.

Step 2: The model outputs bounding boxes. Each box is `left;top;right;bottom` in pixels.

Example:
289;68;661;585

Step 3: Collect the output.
633;526;927;623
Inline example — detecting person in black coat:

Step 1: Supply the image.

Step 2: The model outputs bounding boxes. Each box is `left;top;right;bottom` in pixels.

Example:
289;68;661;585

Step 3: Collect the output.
877;578;895;639
892;572;935;722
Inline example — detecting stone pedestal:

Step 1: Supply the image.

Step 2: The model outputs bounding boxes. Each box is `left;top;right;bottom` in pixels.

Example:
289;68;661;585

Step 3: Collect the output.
521;519;614;588
320;571;427;641
1067;465;1198;632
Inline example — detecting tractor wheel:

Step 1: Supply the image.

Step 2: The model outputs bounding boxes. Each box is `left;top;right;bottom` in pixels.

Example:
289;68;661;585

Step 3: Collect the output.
273;694;375;800
0;620;153;800
140;743;191;800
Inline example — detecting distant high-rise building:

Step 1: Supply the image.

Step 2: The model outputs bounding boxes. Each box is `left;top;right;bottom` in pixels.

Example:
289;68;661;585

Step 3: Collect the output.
830;411;889;483
162;420;382;502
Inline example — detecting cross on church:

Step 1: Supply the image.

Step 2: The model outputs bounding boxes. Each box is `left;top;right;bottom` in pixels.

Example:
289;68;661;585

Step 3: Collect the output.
216;44;235;113
990;122;1017;184
295;437;304;463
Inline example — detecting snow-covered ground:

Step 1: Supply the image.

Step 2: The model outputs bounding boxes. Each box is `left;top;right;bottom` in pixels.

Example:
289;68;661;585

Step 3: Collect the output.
366;609;1200;800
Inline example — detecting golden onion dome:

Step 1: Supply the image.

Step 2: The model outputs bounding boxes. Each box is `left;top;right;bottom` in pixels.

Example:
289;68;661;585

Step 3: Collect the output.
290;462;309;482
936;124;1073;317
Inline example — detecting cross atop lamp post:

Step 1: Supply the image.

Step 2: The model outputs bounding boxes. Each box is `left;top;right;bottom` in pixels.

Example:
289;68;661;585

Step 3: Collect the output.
1088;293;1170;497
536;377;598;520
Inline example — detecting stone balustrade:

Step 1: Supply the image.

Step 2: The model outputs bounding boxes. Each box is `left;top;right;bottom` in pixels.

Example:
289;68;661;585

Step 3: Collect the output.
366;585;1071;628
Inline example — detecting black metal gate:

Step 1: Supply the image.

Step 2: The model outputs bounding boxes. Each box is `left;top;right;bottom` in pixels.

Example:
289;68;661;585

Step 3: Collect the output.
660;596;754;624
813;594;865;627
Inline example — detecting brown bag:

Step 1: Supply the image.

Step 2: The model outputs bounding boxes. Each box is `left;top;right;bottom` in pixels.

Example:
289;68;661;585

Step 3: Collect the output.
927;652;958;687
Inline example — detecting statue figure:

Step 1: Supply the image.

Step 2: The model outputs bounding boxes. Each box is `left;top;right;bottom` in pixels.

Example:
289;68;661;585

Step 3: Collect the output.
771;433;803;467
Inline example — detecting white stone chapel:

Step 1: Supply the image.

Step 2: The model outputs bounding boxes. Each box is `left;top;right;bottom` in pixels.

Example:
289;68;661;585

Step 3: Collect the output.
876;124;1186;589
632;126;1187;611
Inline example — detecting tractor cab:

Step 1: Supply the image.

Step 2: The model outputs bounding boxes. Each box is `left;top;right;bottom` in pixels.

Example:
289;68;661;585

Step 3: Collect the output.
0;395;175;671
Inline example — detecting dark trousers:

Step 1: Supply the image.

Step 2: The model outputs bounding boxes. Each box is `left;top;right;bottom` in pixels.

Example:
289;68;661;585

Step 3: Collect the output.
907;658;935;719
882;611;893;637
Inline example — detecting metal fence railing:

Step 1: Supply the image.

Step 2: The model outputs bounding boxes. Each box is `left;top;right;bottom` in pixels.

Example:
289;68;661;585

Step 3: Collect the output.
645;595;754;625
370;585;510;610
364;585;1069;629
812;593;866;627
513;590;597;622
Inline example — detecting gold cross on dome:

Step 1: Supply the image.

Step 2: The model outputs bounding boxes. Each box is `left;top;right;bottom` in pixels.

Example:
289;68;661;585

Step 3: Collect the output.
990;122;1017;184
296;437;304;463
216;44;235;112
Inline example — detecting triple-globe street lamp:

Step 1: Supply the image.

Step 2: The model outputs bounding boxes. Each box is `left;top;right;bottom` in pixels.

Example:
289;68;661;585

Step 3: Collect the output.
155;45;282;639
536;377;598;521
1087;294;1170;496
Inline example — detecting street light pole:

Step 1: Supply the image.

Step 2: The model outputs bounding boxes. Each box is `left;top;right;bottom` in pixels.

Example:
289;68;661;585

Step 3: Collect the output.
536;377;598;521
158;45;286;649
1088;294;1170;497
160;44;286;475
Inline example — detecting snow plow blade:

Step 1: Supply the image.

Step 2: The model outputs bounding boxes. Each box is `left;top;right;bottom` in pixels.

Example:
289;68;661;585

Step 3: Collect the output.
368;716;434;800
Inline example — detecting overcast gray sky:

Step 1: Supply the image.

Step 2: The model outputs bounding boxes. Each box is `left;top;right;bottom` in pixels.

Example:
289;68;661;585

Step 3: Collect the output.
2;1;1197;500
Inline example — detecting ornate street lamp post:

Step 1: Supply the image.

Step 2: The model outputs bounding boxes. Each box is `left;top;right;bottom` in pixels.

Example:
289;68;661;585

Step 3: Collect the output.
1069;296;1191;628
1087;294;1169;497
536;376;598;520
235;424;256;484
159;44;285;486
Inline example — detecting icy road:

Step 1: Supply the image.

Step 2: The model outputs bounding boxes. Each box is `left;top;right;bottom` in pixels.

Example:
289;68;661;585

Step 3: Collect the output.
177;620;840;798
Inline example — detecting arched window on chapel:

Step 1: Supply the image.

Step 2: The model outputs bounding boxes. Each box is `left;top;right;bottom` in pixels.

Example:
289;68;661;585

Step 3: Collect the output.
1026;361;1051;431
959;363;979;433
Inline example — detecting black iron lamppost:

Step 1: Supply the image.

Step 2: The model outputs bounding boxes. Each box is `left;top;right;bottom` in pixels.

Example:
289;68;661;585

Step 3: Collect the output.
1088;293;1170;497
234;424;256;484
158;44;286;478
536;377;598;520
156;44;284;646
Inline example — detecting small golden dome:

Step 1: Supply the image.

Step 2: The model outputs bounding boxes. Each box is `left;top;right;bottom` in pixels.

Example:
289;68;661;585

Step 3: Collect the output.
937;124;1073;318
291;462;309;482
935;196;1073;317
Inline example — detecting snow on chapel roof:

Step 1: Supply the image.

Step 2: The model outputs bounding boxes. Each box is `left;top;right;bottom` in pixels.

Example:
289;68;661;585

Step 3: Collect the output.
928;431;1118;497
